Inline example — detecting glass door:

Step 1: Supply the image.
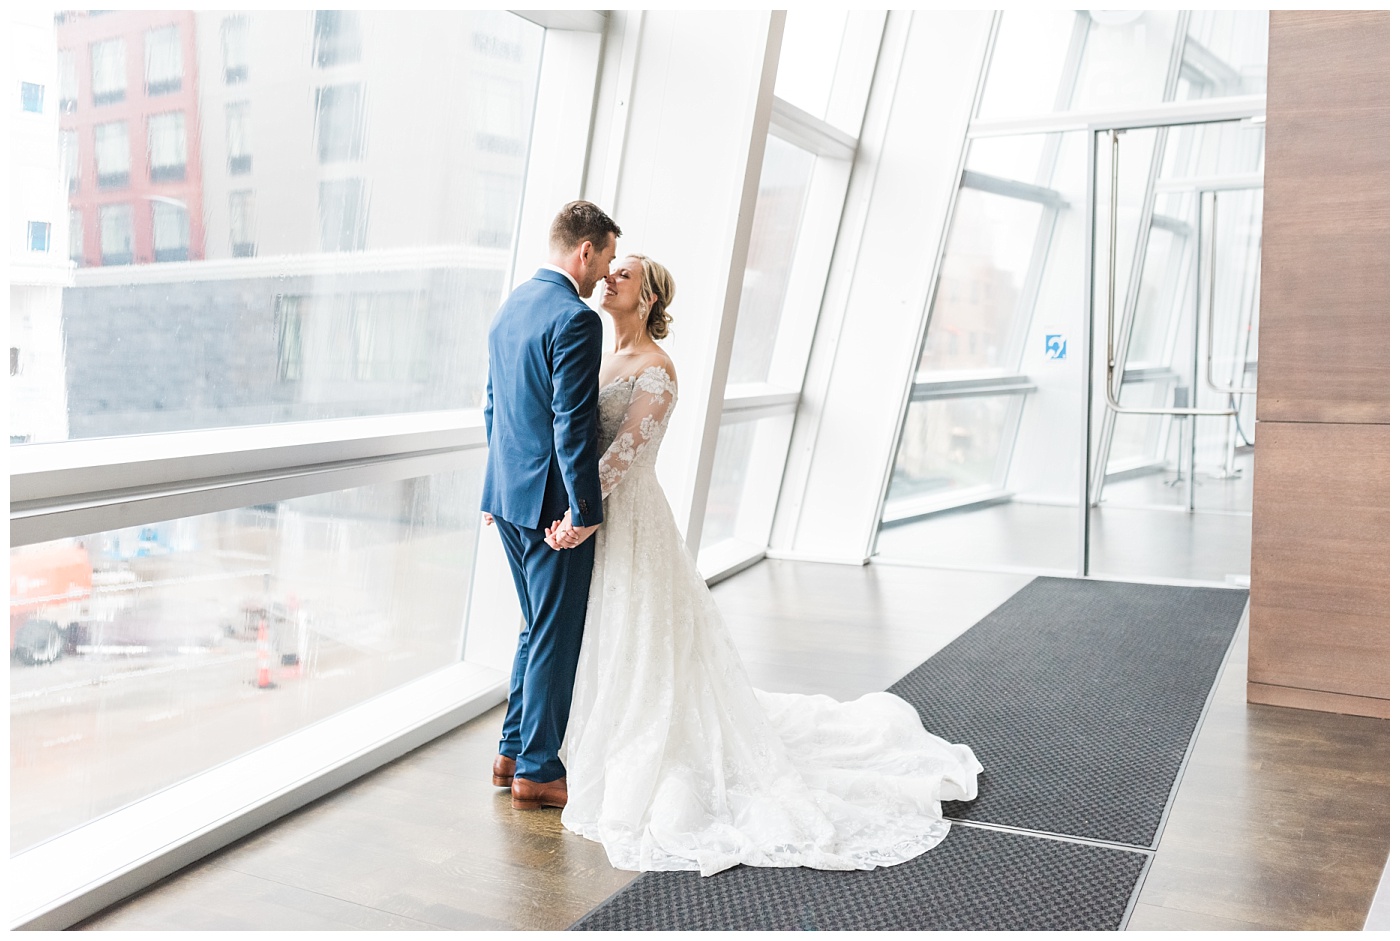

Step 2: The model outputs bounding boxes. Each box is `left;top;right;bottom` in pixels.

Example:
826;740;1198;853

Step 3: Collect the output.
1087;118;1262;583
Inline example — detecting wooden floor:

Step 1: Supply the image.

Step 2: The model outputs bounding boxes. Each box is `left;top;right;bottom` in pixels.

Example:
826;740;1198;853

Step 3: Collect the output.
76;560;1389;931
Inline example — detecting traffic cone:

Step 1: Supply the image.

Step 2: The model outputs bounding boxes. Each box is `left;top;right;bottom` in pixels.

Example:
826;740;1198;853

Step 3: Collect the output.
256;616;275;689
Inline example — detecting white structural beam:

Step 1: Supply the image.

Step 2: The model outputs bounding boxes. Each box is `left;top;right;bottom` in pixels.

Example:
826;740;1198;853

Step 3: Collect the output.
968;93;1267;138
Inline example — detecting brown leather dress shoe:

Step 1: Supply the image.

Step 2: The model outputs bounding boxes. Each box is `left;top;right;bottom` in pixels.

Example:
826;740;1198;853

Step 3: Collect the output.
492;754;515;788
511;775;567;811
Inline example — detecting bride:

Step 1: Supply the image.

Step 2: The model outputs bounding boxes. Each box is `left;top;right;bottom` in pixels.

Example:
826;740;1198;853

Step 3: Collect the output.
545;254;981;876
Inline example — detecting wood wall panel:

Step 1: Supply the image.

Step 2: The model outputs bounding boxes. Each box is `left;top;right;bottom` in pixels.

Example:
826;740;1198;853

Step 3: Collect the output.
1250;422;1389;700
1249;11;1390;718
1256;11;1389;425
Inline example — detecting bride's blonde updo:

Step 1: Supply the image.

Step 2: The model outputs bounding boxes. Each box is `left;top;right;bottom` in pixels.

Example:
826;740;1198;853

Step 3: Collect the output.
629;254;676;341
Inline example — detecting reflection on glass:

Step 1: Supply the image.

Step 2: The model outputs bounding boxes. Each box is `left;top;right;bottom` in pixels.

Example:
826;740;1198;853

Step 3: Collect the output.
1177;11;1268;100
701;420;758;550
919;190;1043;374
887;395;1015;503
1126;214;1189;366
18;11;543;444
1073;11;1182;111
980;11;1267;121
727;135;815;384
9;466;483;854
1161;120;1265;180
977;11;1080;120
773;11;846;124
1206;188;1262;389
144;25;183;96
1106;381;1170;472
700;413;794;553
147;111;187;181
773;10;882;136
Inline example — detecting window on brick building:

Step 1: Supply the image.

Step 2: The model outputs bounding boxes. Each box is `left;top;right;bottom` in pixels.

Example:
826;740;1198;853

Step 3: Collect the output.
95;121;130;188
148;112;187;181
145;26;183;96
91;38;126;105
151;199;190;263
99;203;133;265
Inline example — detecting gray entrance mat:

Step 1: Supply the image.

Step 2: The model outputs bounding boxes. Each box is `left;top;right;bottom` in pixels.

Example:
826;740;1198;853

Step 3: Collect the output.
571;824;1147;931
891;576;1247;846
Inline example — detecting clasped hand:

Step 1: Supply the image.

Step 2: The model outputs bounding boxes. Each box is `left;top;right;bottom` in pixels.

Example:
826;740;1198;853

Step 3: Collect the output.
544;509;599;551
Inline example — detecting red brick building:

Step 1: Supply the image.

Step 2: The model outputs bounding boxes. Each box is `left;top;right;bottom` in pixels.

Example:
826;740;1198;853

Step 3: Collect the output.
58;10;205;267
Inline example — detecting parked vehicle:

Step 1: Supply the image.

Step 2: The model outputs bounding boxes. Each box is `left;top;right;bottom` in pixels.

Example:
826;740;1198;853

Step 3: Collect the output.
10;542;93;665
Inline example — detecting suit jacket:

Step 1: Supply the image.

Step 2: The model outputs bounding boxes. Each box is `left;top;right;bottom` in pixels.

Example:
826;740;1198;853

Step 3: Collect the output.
480;268;604;530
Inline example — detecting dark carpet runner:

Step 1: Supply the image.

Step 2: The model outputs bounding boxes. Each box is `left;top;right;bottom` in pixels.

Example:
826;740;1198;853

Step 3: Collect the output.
572;576;1247;931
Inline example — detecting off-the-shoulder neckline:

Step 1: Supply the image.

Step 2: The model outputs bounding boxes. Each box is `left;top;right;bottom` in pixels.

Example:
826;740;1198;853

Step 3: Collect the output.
601;363;676;390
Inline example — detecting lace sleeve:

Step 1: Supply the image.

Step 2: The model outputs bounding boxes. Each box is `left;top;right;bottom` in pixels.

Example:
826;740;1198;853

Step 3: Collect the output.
599;366;677;500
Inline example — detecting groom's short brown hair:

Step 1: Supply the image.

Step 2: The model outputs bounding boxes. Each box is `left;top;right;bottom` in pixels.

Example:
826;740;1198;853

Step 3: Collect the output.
550;200;621;253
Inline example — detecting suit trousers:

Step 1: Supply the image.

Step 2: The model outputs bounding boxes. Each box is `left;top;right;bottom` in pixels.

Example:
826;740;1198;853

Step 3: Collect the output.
493;517;596;782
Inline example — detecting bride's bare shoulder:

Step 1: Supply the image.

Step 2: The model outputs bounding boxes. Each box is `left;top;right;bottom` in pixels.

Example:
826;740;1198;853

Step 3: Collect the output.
637;351;677;387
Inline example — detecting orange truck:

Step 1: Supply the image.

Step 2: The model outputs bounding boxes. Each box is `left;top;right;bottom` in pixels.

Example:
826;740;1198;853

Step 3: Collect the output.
9;541;93;665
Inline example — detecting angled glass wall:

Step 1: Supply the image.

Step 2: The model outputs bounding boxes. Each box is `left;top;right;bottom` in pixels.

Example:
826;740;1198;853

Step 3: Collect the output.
9;9;598;926
697;10;884;577
875;10;1267;583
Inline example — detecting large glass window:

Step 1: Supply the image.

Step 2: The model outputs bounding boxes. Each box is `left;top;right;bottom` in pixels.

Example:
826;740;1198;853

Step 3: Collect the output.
12;11;581;923
773;10;884;137
979;10;1269;123
10;467;484;854
20;11;543;445
697;13;884;572
887;396;1018;503
879;11;1267;578
700;412;795;554
728;136;815;384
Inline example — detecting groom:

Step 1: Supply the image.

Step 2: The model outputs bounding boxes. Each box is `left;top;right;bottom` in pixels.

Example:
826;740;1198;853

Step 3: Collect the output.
481;200;620;811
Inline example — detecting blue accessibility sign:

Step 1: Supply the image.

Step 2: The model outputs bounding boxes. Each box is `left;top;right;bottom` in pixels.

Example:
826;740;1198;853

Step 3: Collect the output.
1045;333;1068;361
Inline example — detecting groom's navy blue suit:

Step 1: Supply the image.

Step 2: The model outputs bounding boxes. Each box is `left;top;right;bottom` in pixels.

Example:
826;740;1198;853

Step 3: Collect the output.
482;268;604;783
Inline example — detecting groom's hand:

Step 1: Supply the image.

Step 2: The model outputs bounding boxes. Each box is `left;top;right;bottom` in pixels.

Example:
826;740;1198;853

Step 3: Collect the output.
545;510;599;550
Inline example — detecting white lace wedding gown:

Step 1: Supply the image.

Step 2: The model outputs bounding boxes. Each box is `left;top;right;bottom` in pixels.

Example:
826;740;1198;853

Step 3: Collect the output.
559;366;981;876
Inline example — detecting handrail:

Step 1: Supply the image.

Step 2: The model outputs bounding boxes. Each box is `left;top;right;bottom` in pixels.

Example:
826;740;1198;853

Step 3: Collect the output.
1104;129;1236;418
1203;191;1258;396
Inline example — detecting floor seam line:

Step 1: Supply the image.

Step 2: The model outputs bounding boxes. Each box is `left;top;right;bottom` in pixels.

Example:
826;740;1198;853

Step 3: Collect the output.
947;818;1157;856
